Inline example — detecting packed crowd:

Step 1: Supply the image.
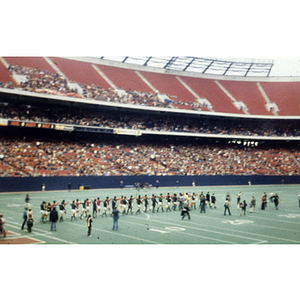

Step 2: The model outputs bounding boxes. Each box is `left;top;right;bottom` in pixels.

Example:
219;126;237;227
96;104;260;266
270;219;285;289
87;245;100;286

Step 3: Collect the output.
3;65;202;110
1;102;300;138
0;137;299;177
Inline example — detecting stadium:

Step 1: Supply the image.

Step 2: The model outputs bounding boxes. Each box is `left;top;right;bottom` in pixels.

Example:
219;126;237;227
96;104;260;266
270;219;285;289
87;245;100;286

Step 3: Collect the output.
1;56;300;245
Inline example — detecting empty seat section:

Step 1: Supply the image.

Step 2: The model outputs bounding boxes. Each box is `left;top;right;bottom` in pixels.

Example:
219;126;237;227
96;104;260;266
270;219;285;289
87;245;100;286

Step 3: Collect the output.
180;76;242;114
4;57;57;74
260;82;300;116
49;57;110;88
220;80;273;115
96;64;153;92
139;71;196;103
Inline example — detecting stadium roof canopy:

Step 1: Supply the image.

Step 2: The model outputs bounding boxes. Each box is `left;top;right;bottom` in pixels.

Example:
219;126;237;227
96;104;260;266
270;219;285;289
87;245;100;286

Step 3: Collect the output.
99;56;274;77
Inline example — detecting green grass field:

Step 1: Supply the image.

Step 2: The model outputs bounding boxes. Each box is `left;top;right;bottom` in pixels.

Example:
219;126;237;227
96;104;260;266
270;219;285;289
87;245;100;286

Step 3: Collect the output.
1;184;300;244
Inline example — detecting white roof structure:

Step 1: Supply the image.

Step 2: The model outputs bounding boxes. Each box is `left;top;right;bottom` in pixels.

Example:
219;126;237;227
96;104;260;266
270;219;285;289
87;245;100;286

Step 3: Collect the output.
100;56;274;77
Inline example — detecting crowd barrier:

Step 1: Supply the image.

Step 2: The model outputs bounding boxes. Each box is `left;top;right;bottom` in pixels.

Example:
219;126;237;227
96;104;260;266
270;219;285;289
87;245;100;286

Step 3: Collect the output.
0;175;300;193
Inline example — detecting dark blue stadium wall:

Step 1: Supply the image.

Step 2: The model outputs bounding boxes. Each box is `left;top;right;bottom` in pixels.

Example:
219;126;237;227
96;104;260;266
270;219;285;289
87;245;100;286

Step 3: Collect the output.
1;175;300;193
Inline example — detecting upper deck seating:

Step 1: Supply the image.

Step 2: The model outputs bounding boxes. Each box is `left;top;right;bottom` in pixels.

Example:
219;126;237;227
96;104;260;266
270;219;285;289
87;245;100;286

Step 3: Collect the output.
260;82;300;116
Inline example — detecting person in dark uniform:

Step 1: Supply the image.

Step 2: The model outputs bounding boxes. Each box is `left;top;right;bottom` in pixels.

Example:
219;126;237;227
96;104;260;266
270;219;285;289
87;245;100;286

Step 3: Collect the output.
172;194;178;211
70;201;77;220
239;200;247;216
136;195;142;214
143;195;149;212
111;196;118;214
274;194;279;210
211;193;217;209
112;206;119;230
151;194;158;213
40;201;47;223
226;193;231;202
21;207;28;230
121;196;127;216
59;200;69;221
200;192;206;213
25;194;30;206
50;206;58;231
127;196;135;215
59;202;65;222
92;198;97;218
86;214;92;237
206;192;211;208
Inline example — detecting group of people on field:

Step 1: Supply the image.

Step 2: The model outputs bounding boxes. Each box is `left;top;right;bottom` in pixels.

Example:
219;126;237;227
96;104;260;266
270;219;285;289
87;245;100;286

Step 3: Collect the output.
0;189;281;239
223;191;280;216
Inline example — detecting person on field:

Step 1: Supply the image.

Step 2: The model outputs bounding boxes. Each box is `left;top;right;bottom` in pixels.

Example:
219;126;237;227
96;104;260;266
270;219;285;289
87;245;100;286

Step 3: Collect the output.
112;206;120;230
190;193;198;210
143;195;149;212
206;192;211;208
136;195;142;214
40;201;47;223
274;194;279;210
21;207;28;230
236;191;242;210
46;202;52;222
151;194;158;213
157;194;164;212
172;193;178;211
92;198;97;218
224;199;231;216
27;208;34;232
165;193;172;212
0;213;6;238
127;196;135;215
70;201;77;220
59;200;69;221
121;196;127;216
75;199;80;217
250;196;256;213
50;206;58;231
102;197;109;217
25;194;30;208
239;200;247;216
96;197;102;216
80;199;87;219
181;200;190;220
86;214;92;237
211;193;217;209
200;192;206;213
261;192;267;210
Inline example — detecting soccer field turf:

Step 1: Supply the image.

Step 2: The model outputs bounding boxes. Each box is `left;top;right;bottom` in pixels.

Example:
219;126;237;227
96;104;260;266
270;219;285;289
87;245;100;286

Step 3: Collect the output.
1;184;300;244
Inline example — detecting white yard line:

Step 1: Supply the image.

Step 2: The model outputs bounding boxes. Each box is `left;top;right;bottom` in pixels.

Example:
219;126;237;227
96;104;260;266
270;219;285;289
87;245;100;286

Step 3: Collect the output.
67;222;160;244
